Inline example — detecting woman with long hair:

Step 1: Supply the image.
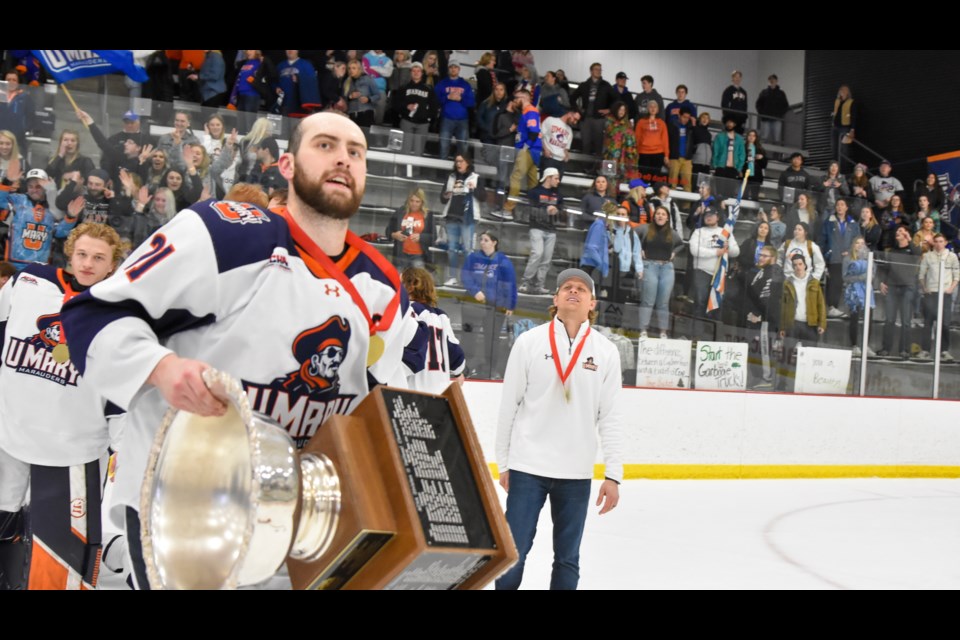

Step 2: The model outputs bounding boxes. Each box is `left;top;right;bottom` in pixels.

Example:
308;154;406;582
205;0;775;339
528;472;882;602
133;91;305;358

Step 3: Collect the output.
202;114;228;158
732;220;774;326
780;221;825;281
849;163;872;202
138;147;170;193
579;175;614;231
478;82;509;150
161;167;202;210
759;204;787;247
440;153;485;286
820;160;850;210
183;143;214;198
620;178;652;229
132;186;178;247
0;129;27;181
387;188;435;271
879;194;911;250
45;129;94;187
460;230;517;379
913;216;936;253
843;237;875;357
914;194;940;233
743;129;768;201
401;266;466;393
859;206;882;252
914;172;945;213
783;191;817;232
637;206;683;338
603;101;637;184
237;117;273;183
422;51;440;88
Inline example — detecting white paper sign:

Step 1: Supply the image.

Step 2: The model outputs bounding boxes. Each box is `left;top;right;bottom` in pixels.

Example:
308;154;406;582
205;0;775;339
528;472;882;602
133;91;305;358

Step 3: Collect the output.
694;341;748;391
795;346;851;395
636;338;692;388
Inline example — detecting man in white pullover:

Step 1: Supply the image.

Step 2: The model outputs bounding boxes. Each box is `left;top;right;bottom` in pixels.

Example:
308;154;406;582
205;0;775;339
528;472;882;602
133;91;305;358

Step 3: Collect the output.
495;268;624;590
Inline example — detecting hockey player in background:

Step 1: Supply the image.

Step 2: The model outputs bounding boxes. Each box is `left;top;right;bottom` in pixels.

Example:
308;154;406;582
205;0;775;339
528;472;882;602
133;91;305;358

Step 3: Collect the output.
0;223;123;590
401;266;465;394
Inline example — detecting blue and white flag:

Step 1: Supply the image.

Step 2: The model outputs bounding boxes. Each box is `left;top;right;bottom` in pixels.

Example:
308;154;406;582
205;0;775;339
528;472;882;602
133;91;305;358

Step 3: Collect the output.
707;174;748;313
32;50;148;83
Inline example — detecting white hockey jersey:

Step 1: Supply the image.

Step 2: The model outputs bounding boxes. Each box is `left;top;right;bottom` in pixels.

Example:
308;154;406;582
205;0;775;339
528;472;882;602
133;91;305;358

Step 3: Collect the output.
61;199;418;518
405;301;465;394
0;265;119;466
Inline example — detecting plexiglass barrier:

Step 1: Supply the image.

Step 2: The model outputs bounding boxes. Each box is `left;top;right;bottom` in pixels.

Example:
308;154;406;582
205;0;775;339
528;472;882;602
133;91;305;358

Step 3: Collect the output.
11;83;958;398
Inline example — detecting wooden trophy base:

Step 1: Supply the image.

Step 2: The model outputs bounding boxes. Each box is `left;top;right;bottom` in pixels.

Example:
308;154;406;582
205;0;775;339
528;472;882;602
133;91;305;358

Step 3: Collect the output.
286;384;516;590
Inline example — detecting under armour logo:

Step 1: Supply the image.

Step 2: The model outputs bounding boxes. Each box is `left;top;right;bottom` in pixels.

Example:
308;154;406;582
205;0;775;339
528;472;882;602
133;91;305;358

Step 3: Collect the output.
544;354;554;360
325;284;341;297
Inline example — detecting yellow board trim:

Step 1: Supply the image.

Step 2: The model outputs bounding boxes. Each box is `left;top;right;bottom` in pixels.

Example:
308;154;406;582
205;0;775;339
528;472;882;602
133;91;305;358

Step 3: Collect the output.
487;463;960;480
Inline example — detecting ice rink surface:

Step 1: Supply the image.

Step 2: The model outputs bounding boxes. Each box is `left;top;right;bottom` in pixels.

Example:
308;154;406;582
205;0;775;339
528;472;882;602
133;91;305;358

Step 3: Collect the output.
494;479;960;590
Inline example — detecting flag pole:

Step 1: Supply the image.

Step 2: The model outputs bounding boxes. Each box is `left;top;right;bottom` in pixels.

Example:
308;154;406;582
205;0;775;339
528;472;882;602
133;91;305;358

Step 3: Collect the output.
60;84;89;130
709;169;751;286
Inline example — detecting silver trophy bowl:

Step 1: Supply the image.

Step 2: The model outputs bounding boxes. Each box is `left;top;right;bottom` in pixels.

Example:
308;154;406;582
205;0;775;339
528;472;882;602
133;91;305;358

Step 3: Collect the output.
140;369;341;590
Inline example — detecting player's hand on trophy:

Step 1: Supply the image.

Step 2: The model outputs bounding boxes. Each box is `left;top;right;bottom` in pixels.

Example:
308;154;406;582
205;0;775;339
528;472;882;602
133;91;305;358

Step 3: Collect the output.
148;354;228;416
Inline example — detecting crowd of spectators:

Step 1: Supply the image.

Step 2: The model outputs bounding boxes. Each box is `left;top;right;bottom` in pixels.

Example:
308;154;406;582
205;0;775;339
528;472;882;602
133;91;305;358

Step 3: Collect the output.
2;49;957;374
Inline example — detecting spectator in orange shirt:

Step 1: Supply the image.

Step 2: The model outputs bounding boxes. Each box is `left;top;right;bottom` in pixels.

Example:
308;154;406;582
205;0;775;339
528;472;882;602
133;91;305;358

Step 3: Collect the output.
634;101;669;179
178;50;206;103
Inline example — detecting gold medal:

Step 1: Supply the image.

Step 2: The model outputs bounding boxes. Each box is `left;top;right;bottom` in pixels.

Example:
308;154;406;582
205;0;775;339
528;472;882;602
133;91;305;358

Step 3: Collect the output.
563;387;571;403
52;343;70;364
367;334;385;367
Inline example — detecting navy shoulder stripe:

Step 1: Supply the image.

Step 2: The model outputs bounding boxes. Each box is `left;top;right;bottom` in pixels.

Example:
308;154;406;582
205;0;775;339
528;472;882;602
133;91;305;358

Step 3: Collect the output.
19;264;63;292
189;199;294;274
343;247;398;290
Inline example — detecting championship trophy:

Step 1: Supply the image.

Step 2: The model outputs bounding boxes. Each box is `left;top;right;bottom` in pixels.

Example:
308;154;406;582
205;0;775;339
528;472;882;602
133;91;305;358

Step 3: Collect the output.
141;370;517;589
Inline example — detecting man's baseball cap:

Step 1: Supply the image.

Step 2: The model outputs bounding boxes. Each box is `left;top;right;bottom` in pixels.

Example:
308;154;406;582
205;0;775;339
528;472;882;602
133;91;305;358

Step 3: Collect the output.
880;159;892;167
410;61;424;70
616;71;628;80
122;110;139;122
448;58;461;68
540;167;560;183
556;268;595;295
25;169;48;182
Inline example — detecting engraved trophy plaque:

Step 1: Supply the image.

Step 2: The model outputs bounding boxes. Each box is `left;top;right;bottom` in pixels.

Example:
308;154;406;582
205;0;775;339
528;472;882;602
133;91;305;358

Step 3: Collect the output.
141;370;516;590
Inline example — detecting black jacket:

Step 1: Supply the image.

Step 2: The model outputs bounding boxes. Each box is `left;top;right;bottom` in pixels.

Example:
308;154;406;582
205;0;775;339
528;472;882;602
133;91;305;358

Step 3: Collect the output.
393;80;439;125
879;243;920;287
721;84;748;123
755;85;789;118
571;78;617;118
612;86;638;121
745;263;783;327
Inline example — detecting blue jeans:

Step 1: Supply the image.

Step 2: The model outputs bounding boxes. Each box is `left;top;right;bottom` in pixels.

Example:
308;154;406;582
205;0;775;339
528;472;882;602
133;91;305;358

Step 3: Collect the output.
445;220;474;281
495;470;591;590
439;117;469;160
638;261;675;332
760;118;782;144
